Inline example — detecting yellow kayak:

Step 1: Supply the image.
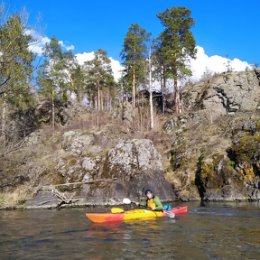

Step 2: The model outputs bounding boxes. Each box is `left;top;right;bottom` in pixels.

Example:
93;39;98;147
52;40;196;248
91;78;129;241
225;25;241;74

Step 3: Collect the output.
86;206;188;223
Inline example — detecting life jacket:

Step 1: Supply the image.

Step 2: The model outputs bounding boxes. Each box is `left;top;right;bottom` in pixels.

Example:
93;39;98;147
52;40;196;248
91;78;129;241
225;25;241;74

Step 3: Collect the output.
147;198;156;209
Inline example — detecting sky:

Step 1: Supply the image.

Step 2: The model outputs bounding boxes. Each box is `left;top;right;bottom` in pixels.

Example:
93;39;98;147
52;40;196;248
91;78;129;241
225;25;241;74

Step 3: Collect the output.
3;0;260;81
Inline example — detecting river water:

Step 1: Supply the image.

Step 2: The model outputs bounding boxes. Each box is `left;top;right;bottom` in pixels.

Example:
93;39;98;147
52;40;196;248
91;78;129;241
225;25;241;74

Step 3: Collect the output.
0;202;259;260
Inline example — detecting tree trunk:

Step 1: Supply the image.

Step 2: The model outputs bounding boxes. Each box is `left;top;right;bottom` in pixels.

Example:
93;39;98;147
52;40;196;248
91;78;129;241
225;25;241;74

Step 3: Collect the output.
94;95;97;110
1;94;7;142
109;96;112;112
96;81;101;127
162;75;166;114
173;56;181;115
139;106;142;132
52;96;55;133
174;77;181;114
97;81;100;112
100;89;104;112
149;52;154;129
132;70;136;107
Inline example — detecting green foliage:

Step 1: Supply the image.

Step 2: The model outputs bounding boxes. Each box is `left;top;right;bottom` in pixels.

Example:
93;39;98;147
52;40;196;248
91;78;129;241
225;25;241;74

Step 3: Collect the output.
83;49;117;110
155;6;196;113
37;37;77;127
121;24;150;77
37;36;74;102
156;6;196;78
84;49;114;89
232;133;260;163
0;14;35;111
121;24;150;104
70;64;85;102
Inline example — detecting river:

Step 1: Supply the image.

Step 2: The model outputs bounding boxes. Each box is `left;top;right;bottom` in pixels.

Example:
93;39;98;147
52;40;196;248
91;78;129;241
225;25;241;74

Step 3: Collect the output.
0;202;259;260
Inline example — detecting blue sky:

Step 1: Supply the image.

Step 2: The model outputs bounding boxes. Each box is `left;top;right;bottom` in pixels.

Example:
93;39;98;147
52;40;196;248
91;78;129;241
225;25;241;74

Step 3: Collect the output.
6;0;259;66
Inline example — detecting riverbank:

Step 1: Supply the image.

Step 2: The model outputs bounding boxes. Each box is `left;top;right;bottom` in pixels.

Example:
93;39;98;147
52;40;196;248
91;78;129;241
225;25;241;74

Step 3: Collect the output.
1;70;260;209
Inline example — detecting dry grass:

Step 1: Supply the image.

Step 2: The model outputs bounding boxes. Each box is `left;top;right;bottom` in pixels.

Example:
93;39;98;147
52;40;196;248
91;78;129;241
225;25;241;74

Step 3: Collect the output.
0;185;31;208
60;111;118;133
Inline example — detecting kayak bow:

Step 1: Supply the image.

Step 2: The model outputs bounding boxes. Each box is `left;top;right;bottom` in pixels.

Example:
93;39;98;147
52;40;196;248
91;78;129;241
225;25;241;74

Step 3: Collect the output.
86;206;188;223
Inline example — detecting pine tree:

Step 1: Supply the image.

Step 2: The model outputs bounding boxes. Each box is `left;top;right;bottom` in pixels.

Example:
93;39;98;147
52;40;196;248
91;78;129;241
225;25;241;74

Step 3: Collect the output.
0;14;35;138
37;36;73;130
156;6;196;114
83;49;116;111
152;38;169;113
121;24;150;107
70;64;85;103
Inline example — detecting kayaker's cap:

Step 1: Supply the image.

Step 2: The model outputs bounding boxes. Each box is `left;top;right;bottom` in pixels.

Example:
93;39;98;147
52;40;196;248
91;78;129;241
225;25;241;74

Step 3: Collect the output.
144;189;153;195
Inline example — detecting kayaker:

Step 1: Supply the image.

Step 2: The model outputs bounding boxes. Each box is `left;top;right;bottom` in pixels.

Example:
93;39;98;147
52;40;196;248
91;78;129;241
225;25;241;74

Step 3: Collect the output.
141;189;164;211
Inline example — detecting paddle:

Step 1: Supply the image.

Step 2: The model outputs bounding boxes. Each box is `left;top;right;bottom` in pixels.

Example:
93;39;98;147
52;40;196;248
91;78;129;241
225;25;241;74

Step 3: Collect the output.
122;198;175;218
163;210;175;218
122;198;138;205
110;198;138;214
111;207;124;213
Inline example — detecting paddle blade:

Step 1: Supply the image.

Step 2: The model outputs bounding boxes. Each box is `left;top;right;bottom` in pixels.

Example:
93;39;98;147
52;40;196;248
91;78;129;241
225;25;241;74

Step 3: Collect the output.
111;207;124;213
164;211;175;218
122;198;131;204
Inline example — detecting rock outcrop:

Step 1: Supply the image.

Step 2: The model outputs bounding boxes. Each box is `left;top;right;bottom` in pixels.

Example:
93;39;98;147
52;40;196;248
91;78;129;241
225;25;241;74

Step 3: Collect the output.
164;69;260;201
182;70;260;121
23;135;174;208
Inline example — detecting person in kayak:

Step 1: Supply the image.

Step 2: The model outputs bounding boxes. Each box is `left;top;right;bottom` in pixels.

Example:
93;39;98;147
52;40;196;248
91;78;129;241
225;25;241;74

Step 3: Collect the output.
140;189;164;211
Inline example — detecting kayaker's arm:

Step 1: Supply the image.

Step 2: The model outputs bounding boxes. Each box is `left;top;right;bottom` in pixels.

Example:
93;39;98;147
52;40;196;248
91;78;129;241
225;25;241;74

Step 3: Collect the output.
154;196;163;211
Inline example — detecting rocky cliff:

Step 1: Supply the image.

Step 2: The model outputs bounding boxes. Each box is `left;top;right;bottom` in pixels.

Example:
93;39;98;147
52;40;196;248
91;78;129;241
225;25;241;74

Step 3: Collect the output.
165;69;260;201
0;69;259;209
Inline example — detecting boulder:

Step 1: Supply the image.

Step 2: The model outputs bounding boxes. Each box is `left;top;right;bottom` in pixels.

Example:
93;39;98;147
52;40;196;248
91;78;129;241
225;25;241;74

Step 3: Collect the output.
62;130;94;156
80;139;175;204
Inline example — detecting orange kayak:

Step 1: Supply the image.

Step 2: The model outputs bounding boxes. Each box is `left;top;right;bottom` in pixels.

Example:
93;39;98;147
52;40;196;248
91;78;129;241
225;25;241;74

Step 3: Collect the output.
86;206;188;223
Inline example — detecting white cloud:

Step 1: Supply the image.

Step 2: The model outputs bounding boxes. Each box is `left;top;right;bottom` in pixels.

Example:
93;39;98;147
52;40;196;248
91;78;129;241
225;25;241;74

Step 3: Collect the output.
75;52;123;81
25;29;50;55
109;57;123;81
25;29;74;55
188;46;252;82
75;52;95;65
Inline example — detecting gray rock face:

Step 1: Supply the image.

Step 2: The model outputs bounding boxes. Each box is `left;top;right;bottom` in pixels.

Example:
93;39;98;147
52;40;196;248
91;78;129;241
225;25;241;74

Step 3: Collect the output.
106;139;163;178
183;70;260;120
25;137;174;208
62;130;94;156
80;139;175;205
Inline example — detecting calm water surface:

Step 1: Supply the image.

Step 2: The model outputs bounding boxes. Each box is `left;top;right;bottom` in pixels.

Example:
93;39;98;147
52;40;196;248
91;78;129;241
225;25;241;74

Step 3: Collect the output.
0;202;259;260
